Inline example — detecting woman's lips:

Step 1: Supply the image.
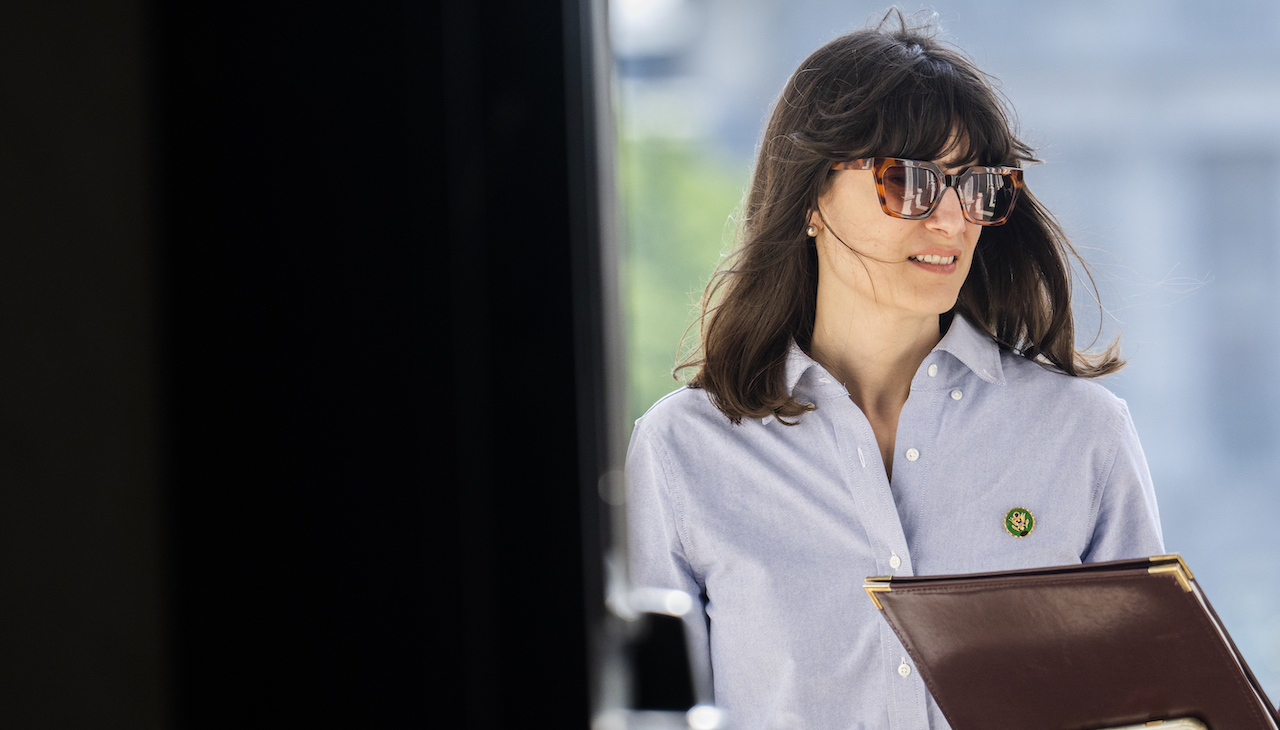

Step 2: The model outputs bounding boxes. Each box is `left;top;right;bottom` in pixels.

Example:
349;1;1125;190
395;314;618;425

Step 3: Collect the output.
907;253;959;274
908;254;955;265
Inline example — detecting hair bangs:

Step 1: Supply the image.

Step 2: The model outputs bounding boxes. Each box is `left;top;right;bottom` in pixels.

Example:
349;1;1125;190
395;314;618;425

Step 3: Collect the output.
948;75;1025;167
858;53;1020;167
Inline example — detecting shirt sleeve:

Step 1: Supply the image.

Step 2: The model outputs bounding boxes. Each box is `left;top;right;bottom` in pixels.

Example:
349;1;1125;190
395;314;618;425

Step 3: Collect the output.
625;419;715;701
1082;400;1165;562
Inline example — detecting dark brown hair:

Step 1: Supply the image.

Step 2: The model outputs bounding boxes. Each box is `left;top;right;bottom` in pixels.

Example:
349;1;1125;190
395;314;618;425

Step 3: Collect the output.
679;11;1122;424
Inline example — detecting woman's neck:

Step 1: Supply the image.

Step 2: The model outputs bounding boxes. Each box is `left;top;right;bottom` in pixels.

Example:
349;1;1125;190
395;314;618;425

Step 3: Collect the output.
809;304;942;481
809;308;941;417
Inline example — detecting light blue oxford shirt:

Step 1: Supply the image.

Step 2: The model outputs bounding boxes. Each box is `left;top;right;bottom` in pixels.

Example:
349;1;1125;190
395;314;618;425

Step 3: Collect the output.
626;314;1164;730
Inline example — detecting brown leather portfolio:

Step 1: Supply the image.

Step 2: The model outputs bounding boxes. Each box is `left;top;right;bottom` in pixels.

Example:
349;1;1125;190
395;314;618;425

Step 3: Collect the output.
864;555;1280;730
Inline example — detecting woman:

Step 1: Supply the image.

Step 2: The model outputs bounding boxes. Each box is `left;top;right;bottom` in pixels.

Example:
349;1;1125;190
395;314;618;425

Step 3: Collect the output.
625;13;1164;730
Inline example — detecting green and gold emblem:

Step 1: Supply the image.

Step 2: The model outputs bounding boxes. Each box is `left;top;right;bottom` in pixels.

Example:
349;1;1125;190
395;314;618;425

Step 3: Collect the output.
1005;507;1034;537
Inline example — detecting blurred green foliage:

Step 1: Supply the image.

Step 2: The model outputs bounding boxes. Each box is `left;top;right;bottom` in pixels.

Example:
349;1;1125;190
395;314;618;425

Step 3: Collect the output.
618;138;750;428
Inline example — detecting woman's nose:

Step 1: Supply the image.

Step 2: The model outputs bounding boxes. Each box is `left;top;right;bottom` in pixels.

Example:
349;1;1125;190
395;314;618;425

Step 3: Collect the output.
925;187;967;236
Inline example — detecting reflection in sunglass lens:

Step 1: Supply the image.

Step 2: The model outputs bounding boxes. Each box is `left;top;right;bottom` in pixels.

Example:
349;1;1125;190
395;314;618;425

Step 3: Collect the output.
883;165;939;218
958;172;1016;224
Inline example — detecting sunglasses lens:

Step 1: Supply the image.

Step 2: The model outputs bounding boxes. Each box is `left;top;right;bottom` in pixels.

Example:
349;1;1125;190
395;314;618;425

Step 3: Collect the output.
959;172;1018;224
882;165;940;218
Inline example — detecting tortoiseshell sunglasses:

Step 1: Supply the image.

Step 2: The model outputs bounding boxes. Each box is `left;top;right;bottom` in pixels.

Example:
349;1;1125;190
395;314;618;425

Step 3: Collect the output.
831;158;1024;226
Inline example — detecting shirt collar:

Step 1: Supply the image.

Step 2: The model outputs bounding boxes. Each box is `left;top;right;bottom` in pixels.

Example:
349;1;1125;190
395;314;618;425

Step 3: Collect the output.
933;313;1006;386
782;313;1005;396
783;342;821;395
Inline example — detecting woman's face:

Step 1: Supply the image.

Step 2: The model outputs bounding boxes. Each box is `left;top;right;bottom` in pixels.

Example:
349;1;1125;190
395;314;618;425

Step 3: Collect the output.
809;155;980;323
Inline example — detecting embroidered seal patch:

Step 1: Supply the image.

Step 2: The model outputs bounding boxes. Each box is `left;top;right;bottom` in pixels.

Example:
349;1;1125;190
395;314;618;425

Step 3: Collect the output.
1005;507;1034;537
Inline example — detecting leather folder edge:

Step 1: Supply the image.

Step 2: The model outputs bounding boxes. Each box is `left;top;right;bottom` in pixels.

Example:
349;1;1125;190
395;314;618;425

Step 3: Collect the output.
1150;553;1194;581
863;576;891;610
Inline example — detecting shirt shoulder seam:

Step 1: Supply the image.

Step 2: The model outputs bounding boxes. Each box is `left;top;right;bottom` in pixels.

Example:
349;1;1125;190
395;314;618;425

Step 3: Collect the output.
645;428;703;577
1086;395;1129;549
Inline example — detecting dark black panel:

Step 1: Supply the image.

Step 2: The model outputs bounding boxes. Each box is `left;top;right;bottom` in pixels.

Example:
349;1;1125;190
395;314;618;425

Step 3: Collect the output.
0;4;165;727
154;0;598;727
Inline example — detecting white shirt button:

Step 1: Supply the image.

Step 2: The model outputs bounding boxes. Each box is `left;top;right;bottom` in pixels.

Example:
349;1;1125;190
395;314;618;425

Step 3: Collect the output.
951;389;963;400
927;364;938;377
889;554;901;570
905;448;919;462
898;660;911;677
